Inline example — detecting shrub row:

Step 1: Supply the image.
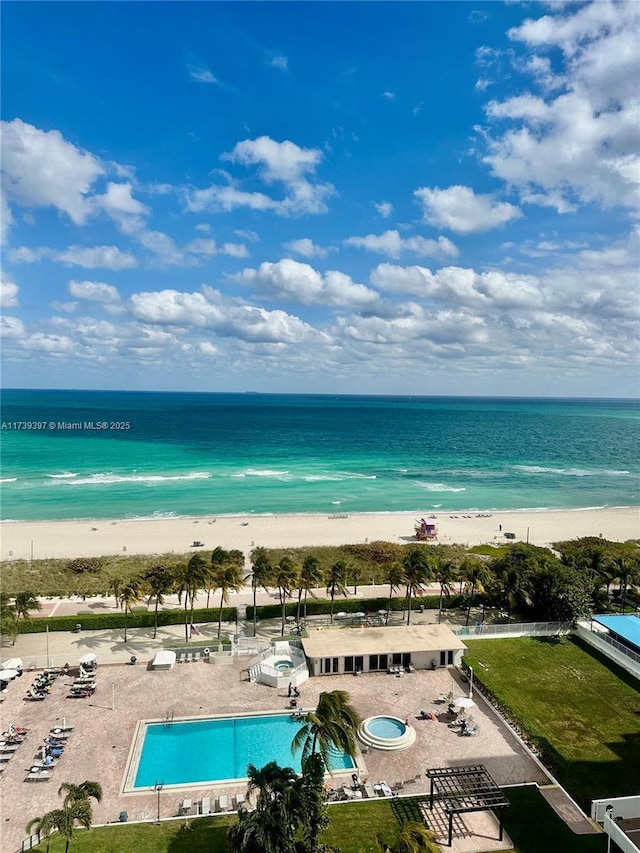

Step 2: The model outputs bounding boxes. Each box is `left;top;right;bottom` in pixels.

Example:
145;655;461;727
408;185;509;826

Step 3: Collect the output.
247;594;480;621
18;606;237;635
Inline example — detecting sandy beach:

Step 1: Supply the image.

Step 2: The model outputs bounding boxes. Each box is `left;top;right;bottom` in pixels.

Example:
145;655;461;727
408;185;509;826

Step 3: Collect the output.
2;506;638;562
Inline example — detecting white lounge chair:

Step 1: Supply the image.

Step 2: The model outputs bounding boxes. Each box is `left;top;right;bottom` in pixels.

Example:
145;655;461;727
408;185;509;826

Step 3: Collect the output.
235;792;246;808
179;798;192;815
201;796;211;815
218;794;229;811
25;768;52;782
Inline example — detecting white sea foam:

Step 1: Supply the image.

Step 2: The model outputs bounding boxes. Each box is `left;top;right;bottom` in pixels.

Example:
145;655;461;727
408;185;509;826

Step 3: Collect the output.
0;478;17;483
46;472;78;479
244;469;291;478
415;481;466;492
515;465;632;477
63;472;212;486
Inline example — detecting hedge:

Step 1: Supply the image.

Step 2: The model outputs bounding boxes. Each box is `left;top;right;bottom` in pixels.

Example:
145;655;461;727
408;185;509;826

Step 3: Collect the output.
247;594;480;621
18;606;237;635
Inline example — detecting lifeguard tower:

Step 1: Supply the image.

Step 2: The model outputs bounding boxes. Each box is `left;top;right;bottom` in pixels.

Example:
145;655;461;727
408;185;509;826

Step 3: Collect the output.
414;516;438;541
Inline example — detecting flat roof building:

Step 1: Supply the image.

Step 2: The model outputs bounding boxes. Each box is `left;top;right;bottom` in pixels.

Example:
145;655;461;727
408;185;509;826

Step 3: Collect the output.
301;624;467;677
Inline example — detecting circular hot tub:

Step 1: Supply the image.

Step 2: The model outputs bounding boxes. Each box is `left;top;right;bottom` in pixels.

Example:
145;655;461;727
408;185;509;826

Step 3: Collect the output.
358;715;416;751
273;659;293;672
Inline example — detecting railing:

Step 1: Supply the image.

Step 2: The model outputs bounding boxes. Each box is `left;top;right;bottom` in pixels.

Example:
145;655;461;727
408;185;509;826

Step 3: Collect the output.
259;659;308;680
452;621;572;638
584;625;640;665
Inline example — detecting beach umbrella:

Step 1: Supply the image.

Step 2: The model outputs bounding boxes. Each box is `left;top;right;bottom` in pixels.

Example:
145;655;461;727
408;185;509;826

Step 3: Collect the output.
78;653;97;664
0;669;19;680
454;697;475;710
1;658;23;670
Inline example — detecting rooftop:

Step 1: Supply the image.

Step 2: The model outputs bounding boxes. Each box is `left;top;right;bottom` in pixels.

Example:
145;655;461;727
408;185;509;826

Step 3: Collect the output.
301;624;467;658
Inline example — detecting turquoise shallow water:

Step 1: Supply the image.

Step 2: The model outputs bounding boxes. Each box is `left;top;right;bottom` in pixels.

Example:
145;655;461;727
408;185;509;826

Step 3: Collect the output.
133;714;354;787
1;390;638;521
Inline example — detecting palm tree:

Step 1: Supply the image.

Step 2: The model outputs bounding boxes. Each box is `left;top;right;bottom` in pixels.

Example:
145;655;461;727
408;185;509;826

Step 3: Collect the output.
325;561;349;624
291;689;361;771
273;556;299;636
250;547;273;637
175;554;209;642
117;582;142;643
209;547;230;608
58;779;103;809
0;593;19;645
384;561;404;623
142;564;174;639
25;810;58;853
211;558;244;640
229;761;302;853
459;557;490;626
53;802;92;853
377;821;441;853
402;548;431;625
434;557;455;624
14;591;42;620
49;781;102;853
299;753;330;853
297;555;322;623
611;554;639;613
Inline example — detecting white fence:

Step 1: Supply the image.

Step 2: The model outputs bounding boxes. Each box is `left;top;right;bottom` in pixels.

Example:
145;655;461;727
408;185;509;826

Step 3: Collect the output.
452;621;573;639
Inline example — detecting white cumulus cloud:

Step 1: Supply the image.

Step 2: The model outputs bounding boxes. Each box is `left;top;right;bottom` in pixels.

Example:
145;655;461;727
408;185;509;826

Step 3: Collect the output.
238;258;380;310
344;230;459;260
482;0;640;213
68;280;122;304
283;238;328;258
1;118;104;226
185;136;335;217
0;276;19;308
414;186;522;234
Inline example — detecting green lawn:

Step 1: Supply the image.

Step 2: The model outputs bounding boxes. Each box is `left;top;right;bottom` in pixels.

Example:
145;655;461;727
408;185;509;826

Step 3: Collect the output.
32;787;608;853
463;636;640;809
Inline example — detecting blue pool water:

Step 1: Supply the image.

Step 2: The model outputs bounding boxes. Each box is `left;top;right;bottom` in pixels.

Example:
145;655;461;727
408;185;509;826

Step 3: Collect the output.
365;717;406;739
133;714;355;787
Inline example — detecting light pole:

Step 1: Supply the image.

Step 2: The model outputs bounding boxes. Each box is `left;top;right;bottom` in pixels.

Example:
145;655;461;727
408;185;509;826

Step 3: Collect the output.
154;781;164;823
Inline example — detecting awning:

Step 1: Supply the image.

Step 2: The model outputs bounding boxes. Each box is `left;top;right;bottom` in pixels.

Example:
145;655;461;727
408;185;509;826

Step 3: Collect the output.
0;669;20;680
151;650;176;669
1;658;23;670
78;653;98;664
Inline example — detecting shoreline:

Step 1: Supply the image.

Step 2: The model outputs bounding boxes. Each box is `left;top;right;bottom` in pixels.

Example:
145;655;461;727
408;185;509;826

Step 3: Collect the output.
1;506;638;562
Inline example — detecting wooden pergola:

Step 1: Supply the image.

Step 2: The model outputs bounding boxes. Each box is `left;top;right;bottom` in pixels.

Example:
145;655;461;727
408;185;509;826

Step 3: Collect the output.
425;764;510;847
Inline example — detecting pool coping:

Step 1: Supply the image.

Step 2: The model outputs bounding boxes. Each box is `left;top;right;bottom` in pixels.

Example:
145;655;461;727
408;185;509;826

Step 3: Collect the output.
121;709;364;796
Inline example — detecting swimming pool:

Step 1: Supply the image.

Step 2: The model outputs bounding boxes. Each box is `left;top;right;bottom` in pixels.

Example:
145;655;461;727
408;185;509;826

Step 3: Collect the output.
358;715;416;751
130;713;355;789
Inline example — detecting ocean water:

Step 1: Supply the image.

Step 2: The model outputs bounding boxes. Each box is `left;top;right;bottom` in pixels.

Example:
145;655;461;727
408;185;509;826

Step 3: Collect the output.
1;390;638;522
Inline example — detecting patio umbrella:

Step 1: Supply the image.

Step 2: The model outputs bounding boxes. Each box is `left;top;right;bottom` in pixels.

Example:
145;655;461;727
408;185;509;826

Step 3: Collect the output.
1;658;23;670
78;653;97;664
0;669;20;680
454;697;475;710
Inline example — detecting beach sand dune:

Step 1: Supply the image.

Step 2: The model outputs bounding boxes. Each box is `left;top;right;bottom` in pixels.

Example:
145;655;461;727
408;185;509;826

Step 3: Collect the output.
2;507;638;562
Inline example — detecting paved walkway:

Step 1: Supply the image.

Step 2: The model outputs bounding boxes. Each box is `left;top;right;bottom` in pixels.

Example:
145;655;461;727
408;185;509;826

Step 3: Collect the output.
0;658;545;853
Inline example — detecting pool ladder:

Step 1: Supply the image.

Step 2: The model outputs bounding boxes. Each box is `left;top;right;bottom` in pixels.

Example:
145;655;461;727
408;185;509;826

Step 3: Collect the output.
162;710;175;726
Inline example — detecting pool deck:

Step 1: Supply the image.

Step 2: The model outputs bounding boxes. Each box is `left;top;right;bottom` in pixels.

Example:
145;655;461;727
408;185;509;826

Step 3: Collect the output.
0;656;547;852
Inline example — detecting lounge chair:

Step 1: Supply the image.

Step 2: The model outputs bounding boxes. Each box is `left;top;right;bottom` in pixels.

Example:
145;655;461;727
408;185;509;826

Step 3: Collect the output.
201;796;211;815
25;768;53;782
363;783;376;798
179;798;192;815
218;794;229;811
235;793;246;808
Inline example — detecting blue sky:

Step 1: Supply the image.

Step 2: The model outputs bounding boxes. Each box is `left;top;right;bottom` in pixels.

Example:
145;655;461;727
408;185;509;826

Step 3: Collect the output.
1;1;638;397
